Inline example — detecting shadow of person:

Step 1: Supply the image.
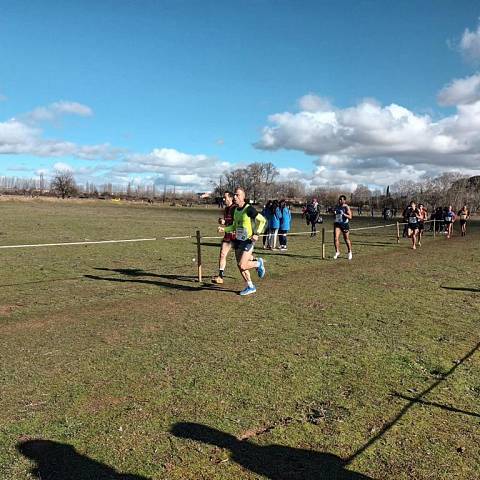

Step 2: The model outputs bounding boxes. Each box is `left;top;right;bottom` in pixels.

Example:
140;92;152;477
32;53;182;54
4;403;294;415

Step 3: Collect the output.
84;274;236;294
17;439;150;480
441;286;480;293
170;422;373;480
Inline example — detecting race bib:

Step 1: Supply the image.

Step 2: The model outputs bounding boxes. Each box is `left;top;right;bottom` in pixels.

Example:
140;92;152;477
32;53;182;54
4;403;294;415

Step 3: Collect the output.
236;227;249;241
409;217;417;224
335;213;343;222
460;214;467;220
444;216;451;222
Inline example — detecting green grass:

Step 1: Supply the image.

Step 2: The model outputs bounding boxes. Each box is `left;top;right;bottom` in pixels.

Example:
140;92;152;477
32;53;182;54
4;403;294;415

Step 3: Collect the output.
0;198;479;479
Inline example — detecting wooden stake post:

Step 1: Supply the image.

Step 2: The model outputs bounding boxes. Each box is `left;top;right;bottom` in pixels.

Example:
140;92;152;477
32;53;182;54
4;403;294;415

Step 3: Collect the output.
321;227;326;260
196;230;202;282
433;219;436;239
396;222;400;244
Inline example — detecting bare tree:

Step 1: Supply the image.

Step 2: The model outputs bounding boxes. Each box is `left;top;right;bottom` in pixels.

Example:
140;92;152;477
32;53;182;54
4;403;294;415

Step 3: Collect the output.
50;170;78;199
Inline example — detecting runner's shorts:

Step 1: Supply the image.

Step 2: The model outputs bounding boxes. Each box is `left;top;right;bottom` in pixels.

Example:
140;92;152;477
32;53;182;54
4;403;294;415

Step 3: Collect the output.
234;239;254;252
408;223;419;231
334;222;349;233
418;222;424;231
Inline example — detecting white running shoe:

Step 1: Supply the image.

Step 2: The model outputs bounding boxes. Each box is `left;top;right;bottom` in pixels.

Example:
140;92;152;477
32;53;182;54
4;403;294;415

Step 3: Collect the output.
347;252;353;260
333;251;340;259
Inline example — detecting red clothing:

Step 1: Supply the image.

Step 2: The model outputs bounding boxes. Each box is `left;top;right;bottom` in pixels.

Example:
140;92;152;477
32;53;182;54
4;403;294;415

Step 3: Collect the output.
223;205;236;242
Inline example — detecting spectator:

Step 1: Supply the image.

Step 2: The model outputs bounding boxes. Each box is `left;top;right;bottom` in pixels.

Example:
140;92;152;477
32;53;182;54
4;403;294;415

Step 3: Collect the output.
267;200;281;249
278;199;291;251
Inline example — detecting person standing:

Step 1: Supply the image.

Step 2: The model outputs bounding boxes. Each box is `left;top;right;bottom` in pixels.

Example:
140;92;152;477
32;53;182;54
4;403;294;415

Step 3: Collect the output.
444;205;456;239
212;191;236;284
267;200;281;249
261;201;272;249
458;204;469;236
333;195;353;260
222;187;267;296
278;199;291;251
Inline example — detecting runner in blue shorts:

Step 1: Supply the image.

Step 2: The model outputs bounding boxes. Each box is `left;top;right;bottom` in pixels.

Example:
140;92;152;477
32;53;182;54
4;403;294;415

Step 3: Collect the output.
404;201;421;250
333;195;353;260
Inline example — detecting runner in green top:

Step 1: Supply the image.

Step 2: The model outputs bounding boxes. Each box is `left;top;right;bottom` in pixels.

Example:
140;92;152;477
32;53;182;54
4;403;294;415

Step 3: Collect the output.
221;187;267;296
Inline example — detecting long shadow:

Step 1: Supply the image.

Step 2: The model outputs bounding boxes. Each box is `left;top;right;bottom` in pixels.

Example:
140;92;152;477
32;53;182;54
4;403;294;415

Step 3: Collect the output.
441;286;480;293
345;341;480;465
170;423;372;480
93;267;199;282
84;269;236;293
392;393;480;418
16;439;149;479
171;343;479;477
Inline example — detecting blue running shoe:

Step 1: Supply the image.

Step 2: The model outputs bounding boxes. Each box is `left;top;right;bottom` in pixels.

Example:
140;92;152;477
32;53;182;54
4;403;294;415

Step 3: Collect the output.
256;258;266;279
239;285;256;296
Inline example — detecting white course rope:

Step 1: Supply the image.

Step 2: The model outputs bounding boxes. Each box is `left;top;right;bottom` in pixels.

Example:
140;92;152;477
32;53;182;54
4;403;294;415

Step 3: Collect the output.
0;238;157;250
0;220;427;250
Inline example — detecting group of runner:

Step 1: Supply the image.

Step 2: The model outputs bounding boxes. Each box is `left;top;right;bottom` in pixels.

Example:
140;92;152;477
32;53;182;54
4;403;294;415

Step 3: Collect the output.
213;188;266;296
212;190;353;296
403;202;470;249
212;190;472;295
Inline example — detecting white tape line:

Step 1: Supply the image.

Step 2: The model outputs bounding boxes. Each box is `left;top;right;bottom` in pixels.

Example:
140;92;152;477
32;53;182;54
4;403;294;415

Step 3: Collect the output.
0;238;157;250
163;235;193;240
349;223;397;232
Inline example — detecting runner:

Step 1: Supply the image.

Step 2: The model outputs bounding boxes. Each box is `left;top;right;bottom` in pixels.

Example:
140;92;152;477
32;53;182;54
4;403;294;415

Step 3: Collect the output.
444;205;456;239
458;204;469;236
305;198;320;237
333;195;353;260
417;203;428;246
212;191;236;284
405;201;422;249
222;187;267;296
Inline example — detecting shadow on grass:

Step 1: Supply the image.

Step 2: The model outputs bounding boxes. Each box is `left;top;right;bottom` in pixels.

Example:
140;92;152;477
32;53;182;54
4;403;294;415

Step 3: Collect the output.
345;341;480;465
392;393;480;418
170;423;372;480
441;286;480;293
171;343;480;477
85;268;237;293
16;439;149;479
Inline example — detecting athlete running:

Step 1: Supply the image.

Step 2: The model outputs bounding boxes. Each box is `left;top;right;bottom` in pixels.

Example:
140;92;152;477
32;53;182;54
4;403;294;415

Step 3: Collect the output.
417;203;428;246
333;195;353;260
212;191;236;285
222;187;267;296
444;205;456;239
458;204;469;236
405;201;421;249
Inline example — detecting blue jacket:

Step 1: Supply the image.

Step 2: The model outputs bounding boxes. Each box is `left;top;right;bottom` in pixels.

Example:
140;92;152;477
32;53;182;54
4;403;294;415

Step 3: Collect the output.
280;207;291;230
269;207;281;229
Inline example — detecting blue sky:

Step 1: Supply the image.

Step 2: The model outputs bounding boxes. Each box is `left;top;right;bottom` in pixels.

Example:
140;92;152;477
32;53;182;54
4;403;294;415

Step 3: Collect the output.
1;0;480;191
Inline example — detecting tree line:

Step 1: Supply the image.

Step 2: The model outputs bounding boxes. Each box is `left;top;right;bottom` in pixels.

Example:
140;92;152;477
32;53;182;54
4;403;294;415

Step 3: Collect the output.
1;165;479;211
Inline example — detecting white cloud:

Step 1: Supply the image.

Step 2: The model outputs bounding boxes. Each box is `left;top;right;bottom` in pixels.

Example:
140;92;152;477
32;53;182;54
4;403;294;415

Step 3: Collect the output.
460;20;480;63
0;102;123;161
113;147;232;189
438;73;480;105
298;94;332;112
53;162;74;172
255;92;480;190
21;101;93;125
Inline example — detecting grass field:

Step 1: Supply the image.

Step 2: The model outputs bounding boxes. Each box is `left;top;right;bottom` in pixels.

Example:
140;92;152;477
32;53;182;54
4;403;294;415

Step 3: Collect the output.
0;198;479;479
